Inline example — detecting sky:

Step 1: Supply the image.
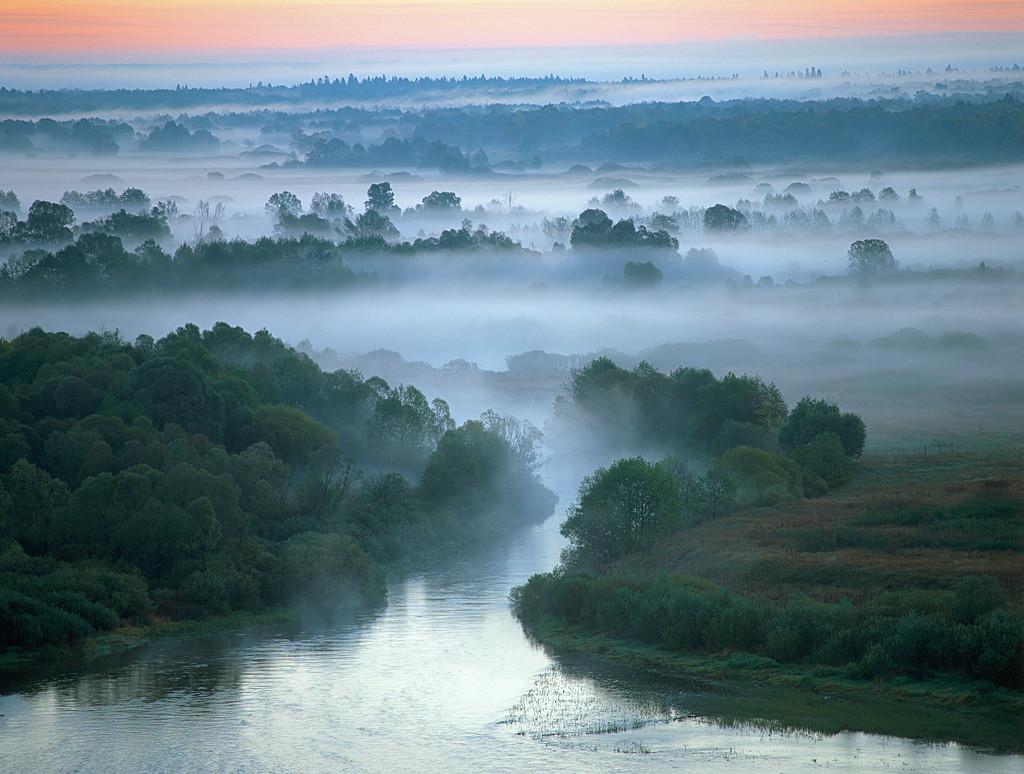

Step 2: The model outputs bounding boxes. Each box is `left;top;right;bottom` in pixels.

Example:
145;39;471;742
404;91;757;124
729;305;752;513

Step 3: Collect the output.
0;0;1022;87
3;0;1022;56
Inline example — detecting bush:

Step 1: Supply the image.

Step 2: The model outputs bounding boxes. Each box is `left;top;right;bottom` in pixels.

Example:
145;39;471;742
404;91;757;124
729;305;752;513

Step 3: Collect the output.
952;574;1005;624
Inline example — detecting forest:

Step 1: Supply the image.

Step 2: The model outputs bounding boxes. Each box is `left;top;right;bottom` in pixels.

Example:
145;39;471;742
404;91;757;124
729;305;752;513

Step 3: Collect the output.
0;323;555;656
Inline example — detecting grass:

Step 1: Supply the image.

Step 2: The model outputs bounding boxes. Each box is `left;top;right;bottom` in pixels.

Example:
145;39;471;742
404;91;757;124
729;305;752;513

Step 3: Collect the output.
519;447;1024;752
525;618;1024;754
615;449;1024;603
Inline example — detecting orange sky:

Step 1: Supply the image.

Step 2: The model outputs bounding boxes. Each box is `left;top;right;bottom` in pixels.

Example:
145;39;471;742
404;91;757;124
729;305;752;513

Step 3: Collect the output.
1;0;1022;57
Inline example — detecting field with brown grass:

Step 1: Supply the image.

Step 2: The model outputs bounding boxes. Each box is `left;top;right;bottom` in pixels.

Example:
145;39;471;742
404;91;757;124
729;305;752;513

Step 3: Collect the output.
614;450;1024;604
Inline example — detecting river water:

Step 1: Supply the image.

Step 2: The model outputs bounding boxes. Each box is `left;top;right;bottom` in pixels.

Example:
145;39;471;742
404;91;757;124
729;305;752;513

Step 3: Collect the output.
1;501;1019;774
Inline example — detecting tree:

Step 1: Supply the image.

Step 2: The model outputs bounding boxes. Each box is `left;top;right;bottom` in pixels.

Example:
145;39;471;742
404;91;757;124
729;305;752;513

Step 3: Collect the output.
365;182;396;213
779;397;866;458
570;208;613;246
122;357;225;441
622;260;663;287
241;404;337;465
481;409;543;479
703;203;748;232
194;200;225;242
310;192;351;220
265;192;302;219
354;209;398;240
20;200;75;244
560;457;684;568
719;445;802;505
791;430;854;492
847;238;897;276
418;420;506;510
418;191;462;212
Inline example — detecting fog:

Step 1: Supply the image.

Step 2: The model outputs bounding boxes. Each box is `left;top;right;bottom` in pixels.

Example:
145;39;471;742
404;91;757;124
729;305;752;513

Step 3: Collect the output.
6;272;1024;455
3;53;1024;773
2;67;1024;459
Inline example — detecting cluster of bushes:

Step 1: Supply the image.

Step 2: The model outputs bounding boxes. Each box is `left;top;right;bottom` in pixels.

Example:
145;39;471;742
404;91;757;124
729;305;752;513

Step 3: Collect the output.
552;360;866;569
0;231;372;298
561;358;864;498
569;208;679;251
303;135;474;173
0;324;555;655
511;570;1023;690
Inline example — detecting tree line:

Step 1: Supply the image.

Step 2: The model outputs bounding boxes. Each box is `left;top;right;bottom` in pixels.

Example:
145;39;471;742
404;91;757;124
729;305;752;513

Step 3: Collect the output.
0;324;555;656
553;359;865;567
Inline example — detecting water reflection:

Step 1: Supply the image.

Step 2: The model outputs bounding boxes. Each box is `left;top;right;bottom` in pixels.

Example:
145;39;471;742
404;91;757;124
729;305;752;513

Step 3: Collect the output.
1;514;1021;774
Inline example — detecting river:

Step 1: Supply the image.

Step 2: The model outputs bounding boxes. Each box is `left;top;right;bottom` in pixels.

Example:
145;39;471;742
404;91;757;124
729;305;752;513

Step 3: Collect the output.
1;499;1020;774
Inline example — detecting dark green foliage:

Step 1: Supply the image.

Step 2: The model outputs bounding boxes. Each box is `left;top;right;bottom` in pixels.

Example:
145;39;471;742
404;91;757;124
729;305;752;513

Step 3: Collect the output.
570;208;678;250
141;120;219;152
703;204;749;232
848;238;897;276
952;575;1006;624
268;531;385;609
718;446;802;506
419;420;507;512
80;208;170;242
123;357;225;441
791;431;854;492
0;325;555;656
622;260;663;287
779;397;866;458
0;234;371;299
563;358;789;459
0;541;152;649
418;190;462;211
560;457;685;568
15;200;75;245
511;569;1024;690
238;404;337;465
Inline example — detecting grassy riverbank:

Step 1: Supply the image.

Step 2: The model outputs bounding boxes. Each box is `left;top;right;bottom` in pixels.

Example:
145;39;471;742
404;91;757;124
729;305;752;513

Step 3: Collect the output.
525;619;1024;753
512;448;1024;752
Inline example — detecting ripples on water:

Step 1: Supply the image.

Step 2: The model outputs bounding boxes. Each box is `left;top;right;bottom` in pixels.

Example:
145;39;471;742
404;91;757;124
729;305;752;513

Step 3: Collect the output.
1;515;1020;773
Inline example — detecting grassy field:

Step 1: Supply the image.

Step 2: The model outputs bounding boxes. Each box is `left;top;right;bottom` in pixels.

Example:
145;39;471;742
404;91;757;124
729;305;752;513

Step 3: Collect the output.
614;449;1024;604
515;446;1024;752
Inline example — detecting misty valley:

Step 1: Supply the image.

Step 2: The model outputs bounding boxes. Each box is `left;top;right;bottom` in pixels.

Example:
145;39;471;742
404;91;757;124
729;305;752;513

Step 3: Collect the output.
1;69;1023;771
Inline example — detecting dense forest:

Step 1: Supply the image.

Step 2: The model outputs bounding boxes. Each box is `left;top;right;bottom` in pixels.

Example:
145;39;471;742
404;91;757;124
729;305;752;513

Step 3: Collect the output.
0;324;555;657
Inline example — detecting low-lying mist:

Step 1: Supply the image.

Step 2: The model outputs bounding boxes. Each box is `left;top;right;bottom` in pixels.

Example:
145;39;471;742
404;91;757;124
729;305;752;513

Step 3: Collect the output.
6;272;1022;460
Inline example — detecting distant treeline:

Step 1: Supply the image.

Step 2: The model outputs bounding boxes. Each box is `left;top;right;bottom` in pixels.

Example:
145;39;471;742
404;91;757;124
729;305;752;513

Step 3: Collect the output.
0;227;542;300
0;74;588;115
0;324;555;656
3;89;1024;166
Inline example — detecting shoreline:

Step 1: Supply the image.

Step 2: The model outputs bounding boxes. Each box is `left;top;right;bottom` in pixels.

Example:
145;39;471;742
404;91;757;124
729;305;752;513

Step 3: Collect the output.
522;617;1024;755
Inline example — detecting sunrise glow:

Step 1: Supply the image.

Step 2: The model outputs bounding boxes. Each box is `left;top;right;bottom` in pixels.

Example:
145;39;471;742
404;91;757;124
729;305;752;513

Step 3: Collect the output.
2;0;1022;59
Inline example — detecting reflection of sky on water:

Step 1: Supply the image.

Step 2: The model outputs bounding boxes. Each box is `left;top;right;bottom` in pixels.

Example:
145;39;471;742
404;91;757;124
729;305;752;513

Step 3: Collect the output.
1;512;1020;773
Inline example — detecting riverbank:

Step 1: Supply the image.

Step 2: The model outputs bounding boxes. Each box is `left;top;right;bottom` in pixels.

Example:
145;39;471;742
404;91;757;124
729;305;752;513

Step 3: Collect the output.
0;606;301;670
522;617;1024;754
511;448;1024;753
